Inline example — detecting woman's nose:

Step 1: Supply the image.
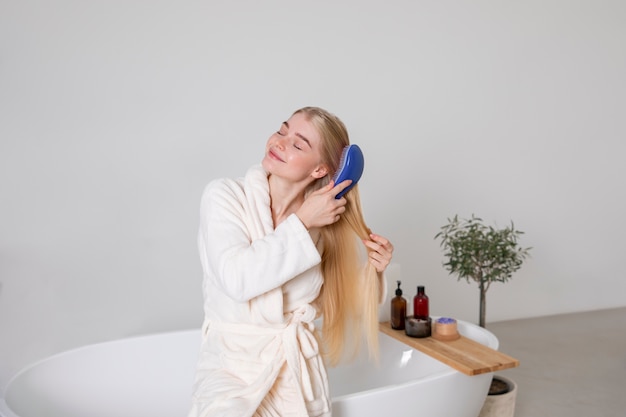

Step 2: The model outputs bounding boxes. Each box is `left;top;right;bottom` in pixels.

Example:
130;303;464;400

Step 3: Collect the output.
275;135;288;149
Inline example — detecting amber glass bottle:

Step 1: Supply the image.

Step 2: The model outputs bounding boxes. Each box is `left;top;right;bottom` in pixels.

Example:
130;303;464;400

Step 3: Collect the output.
390;281;407;330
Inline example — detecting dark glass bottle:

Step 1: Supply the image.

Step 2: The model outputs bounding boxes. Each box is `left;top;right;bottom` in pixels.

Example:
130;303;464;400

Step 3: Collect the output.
413;285;429;320
390;281;407;330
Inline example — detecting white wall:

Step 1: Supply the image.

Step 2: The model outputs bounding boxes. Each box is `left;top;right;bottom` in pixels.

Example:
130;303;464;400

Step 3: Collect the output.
1;0;625;393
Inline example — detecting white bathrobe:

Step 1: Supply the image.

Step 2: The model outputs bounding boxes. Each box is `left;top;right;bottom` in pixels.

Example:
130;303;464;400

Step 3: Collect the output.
188;165;333;417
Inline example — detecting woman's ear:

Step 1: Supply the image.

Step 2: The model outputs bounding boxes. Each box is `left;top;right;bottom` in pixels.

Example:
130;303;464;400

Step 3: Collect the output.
312;164;329;179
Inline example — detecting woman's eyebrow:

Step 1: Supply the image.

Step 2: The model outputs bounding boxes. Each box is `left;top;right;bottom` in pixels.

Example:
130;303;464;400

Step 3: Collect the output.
283;121;312;148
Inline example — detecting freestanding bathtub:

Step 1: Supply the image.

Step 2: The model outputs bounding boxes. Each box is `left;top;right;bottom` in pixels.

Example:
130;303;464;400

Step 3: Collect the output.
0;319;498;417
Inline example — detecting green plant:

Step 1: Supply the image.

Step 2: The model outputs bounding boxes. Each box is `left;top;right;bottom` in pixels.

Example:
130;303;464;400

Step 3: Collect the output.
435;215;531;327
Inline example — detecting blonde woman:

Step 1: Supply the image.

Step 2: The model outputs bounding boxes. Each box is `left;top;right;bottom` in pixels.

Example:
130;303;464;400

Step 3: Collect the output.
189;107;393;417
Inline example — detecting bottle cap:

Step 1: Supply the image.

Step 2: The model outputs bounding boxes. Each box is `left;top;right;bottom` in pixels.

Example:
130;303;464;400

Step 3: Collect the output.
396;280;403;296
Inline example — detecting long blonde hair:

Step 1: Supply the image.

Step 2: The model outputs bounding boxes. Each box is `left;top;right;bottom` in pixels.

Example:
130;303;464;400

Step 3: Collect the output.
295;107;381;366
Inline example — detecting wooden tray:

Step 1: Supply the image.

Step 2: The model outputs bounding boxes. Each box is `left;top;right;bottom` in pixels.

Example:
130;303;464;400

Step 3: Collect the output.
379;322;519;376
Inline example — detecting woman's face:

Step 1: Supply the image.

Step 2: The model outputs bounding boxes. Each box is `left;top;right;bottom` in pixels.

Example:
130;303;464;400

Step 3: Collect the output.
262;112;328;183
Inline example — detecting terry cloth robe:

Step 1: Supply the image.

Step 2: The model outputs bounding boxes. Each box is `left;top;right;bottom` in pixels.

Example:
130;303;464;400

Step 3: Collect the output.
188;165;333;417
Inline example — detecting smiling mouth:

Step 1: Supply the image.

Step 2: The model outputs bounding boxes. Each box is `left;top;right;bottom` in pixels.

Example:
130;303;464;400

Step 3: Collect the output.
269;149;285;162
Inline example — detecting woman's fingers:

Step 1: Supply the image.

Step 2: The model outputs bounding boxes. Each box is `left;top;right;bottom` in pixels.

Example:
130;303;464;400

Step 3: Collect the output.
363;233;394;272
331;179;352;198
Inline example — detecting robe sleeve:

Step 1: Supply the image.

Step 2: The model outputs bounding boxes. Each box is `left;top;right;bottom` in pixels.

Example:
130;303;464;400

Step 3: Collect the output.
198;180;322;303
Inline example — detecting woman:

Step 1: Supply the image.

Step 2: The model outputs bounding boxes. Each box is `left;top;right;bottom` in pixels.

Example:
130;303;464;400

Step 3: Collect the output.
189;107;394;417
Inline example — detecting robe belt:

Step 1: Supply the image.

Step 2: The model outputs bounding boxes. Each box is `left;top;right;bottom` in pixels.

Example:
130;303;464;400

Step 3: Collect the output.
206;304;320;414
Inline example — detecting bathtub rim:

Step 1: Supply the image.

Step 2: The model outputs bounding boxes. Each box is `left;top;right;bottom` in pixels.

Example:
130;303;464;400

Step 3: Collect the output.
330;319;498;402
0;319;498;416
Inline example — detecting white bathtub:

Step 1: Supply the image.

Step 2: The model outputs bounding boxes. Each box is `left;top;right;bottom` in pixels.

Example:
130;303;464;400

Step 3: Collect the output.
0;320;498;417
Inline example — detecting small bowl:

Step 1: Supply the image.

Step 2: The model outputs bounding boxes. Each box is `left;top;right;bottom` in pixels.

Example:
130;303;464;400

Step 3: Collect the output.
404;316;432;338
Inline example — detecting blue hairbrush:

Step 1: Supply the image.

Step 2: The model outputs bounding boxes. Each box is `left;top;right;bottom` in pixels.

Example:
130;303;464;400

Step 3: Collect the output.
332;144;365;199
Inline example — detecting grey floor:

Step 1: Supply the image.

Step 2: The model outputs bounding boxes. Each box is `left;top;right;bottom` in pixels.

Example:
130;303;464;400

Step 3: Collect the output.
486;307;626;417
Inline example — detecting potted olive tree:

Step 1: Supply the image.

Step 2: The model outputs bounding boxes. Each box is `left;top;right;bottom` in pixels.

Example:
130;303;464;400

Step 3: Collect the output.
435;214;531;328
435;215;531;417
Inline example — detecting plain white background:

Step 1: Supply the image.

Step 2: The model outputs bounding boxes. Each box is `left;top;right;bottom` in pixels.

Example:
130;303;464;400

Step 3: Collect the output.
1;0;625;393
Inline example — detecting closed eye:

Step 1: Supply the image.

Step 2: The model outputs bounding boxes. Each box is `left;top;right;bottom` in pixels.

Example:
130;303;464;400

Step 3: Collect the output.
277;122;288;136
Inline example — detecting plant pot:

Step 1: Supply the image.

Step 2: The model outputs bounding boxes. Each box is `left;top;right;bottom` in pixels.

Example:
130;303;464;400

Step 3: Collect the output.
478;375;517;417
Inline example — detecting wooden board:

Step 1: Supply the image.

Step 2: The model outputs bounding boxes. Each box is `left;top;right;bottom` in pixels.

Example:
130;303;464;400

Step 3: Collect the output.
379;322;519;376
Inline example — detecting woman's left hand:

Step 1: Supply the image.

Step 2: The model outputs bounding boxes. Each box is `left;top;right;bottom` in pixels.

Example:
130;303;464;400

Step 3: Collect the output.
363;233;394;273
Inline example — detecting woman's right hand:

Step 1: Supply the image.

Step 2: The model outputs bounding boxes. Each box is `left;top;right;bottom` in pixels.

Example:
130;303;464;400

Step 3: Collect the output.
296;180;352;229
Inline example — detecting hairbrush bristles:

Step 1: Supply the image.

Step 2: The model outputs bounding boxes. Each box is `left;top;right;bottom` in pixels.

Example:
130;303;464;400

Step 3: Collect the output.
332;144;364;199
